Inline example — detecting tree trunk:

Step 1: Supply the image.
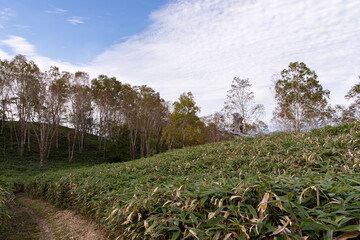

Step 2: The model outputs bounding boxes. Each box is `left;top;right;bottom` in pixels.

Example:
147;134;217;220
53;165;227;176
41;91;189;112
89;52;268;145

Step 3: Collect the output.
68;131;77;163
102;137;106;161
27;127;31;152
140;136;145;158
10;123;13;151
55;128;59;149
39;147;45;168
79;131;84;153
47;139;52;158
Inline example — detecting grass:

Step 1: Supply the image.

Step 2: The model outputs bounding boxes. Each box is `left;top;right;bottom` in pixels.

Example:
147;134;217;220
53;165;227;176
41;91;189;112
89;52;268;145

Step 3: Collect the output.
16;122;360;239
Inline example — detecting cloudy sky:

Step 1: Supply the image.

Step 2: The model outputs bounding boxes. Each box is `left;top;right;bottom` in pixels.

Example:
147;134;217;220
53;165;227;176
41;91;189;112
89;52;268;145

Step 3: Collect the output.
0;0;359;125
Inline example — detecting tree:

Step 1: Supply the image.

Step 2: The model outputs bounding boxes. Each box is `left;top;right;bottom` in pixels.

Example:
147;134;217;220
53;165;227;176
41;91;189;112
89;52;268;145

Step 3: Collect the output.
201;112;232;143
327;104;356;125
47;67;71;153
7;55;42;156
246;120;269;137
121;84;141;160
272;62;330;132
135;85;168;157
68;71;93;162
29;67;70;168
0;59;11;134
223;77;265;134
344;76;360;120
91;75;122;159
161;92;204;148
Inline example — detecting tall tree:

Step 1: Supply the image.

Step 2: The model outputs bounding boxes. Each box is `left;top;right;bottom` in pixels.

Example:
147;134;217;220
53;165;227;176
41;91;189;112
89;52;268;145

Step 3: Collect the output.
91;75;122;159
47;67;71;153
0;59;11;134
162;92;204;148
272;62;330;132
7;55;41;156
121;84;140;160
223;77;265;134
136;85;168;157
68;72;93;160
29;67;70;168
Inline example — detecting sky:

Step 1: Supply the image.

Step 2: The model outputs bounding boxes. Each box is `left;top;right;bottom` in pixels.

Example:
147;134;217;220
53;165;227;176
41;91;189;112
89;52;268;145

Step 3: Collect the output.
0;0;359;126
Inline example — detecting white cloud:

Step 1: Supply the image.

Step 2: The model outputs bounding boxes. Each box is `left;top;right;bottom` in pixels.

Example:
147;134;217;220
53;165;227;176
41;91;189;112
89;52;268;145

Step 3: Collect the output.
0;8;16;27
1;8;16;20
67;16;84;25
45;8;67;14
86;0;360;122
1;0;360;126
2;35;36;56
14;25;32;29
0;48;11;59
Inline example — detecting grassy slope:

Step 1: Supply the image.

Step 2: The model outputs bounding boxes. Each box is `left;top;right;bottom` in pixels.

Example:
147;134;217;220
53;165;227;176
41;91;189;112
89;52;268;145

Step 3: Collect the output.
6;123;360;239
0;123;107;232
0;123;109;180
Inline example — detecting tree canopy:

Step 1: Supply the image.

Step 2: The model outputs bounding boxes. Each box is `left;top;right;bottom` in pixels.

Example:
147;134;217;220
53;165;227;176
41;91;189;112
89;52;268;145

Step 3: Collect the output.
162;92;205;148
224;77;265;134
272;62;330;132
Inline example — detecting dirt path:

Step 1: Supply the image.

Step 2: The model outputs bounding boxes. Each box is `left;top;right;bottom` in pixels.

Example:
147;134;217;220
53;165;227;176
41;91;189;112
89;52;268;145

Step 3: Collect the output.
0;194;111;240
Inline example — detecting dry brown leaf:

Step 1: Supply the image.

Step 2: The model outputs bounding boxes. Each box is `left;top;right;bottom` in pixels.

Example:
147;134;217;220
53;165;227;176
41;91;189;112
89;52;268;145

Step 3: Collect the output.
189;229;199;240
223;211;231;219
258;191;271;216
270;216;290;236
224;232;232;240
333;232;359;240
208;212;215;219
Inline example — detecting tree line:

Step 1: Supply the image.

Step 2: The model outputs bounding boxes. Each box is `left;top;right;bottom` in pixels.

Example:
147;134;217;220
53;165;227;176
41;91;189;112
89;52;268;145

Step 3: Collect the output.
0;55;230;167
0;56;359;167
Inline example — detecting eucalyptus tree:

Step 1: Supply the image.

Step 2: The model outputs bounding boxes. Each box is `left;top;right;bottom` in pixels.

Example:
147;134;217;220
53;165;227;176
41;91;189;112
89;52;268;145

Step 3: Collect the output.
223;77;265;134
272;62;330;132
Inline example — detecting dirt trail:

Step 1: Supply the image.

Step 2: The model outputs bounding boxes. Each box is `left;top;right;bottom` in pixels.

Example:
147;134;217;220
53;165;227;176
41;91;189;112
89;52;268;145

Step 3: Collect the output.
0;194;111;240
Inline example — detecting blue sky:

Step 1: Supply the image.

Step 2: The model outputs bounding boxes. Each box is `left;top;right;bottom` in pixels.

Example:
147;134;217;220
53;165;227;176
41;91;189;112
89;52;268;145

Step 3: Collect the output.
0;0;360;126
0;0;168;63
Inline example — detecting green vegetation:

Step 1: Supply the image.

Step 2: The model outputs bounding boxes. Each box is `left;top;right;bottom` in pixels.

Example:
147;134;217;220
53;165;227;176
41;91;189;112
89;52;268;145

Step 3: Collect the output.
10;122;357;239
0;176;13;231
0;122;107;232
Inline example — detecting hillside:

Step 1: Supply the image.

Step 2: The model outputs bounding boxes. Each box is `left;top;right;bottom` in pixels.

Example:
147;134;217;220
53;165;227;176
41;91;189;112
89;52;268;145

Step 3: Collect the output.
0;121;134;180
1;123;360;239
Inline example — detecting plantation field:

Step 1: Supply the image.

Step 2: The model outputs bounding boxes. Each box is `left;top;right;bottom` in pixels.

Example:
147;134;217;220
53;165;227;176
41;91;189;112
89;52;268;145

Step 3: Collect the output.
2;123;360;239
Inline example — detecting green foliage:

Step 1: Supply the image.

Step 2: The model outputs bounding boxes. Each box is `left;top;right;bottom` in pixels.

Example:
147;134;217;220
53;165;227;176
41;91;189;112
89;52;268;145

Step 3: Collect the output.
23;122;360;239
0;122;107;171
162;92;205;148
273;62;330;132
0;176;13;231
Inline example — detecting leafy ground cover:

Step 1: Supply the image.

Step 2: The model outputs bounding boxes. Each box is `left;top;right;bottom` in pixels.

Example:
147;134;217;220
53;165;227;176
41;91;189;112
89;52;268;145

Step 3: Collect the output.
0;176;13;232
11;123;360;239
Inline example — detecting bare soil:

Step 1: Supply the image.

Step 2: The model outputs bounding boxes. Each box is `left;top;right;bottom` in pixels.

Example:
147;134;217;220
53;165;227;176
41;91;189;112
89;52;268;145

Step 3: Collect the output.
0;194;111;240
